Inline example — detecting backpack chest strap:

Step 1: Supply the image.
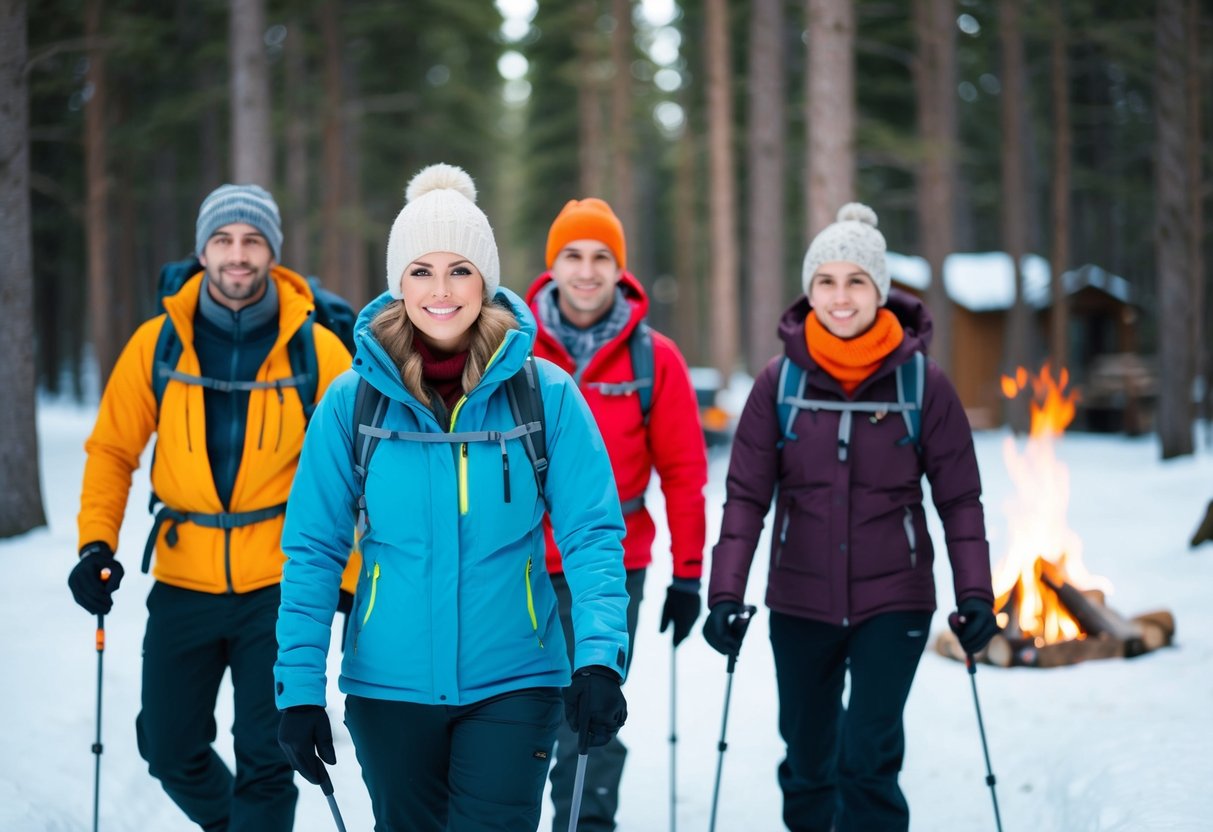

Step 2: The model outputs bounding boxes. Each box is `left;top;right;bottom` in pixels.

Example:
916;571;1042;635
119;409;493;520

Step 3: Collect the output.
356;421;544;508
141;502;287;573
157;364;310;394
779;397;919;462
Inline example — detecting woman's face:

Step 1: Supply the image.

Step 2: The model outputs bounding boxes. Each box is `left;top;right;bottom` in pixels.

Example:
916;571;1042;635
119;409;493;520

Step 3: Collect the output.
808;261;880;339
399;251;485;352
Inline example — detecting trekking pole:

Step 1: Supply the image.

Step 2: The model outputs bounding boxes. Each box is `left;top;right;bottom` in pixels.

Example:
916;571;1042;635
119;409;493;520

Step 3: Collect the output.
91;567;111;832
668;644;677;832
567;728;590;832
948;612;1004;832
318;766;348;832
708;605;757;832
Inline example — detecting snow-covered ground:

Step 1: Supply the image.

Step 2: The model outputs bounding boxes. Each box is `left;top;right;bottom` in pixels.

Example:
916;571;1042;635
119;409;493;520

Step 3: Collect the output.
3;400;1212;831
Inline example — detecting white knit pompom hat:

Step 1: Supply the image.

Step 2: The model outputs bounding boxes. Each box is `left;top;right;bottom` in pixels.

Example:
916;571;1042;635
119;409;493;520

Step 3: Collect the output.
384;163;500;299
801;202;890;305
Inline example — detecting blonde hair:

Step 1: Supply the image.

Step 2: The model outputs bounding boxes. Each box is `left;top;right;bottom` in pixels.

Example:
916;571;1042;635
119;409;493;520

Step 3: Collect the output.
370;296;519;406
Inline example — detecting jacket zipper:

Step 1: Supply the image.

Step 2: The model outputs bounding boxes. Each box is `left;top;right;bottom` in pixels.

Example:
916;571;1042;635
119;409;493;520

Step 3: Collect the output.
353;562;381;655
224;529;234;593
903;506;918;569
525;557;543;648
775;508;791;569
446;341;510;516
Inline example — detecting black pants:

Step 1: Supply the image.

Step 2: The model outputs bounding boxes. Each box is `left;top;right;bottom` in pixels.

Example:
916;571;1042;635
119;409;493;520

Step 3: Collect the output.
345;688;563;832
769;609;932;832
136;582;297;832
548;568;644;832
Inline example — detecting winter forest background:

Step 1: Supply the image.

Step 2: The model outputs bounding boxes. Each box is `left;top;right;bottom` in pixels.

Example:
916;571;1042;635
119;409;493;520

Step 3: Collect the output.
2;2;1213;830
2;0;1213;535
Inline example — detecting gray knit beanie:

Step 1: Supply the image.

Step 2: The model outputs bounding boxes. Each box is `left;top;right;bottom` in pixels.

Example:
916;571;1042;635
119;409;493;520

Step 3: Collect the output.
801;203;889;305
195;184;283;261
384;164;500;299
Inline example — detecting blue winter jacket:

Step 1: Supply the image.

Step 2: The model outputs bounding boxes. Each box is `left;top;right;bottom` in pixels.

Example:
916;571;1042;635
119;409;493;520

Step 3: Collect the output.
274;288;630;709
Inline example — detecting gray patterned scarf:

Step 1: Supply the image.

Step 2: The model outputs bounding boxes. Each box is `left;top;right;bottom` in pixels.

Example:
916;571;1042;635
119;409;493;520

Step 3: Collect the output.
537;282;633;380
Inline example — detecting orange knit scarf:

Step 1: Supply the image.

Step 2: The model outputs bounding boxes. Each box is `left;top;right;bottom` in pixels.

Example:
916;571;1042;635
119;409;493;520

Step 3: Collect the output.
805;309;905;396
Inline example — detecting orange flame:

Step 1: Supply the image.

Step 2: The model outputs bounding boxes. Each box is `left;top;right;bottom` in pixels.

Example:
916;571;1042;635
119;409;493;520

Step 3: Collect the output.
992;365;1108;644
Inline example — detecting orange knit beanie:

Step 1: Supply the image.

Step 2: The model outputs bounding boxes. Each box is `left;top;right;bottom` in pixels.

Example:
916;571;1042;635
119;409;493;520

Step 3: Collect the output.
545;198;627;269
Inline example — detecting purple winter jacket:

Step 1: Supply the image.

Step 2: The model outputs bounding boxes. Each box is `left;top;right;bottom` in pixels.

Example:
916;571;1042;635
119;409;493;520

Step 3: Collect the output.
707;290;994;626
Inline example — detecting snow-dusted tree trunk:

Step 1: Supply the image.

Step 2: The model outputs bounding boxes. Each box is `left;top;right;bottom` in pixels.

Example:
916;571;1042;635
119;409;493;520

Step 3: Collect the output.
1155;0;1193;458
229;0;272;186
806;0;855;237
705;0;738;378
0;0;47;536
746;0;786;372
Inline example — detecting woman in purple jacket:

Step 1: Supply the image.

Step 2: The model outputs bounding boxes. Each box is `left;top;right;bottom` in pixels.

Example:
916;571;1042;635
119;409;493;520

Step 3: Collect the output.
703;204;997;832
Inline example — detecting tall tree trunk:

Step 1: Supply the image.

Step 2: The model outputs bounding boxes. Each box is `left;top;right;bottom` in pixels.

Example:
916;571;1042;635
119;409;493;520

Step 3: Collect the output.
1000;0;1030;430
1186;0;1205;430
229;0;272;186
320;0;347;298
1155;0;1193;458
706;0;738;378
576;0;605;197
0;0;47;536
1049;0;1071;374
84;0;115;387
342;59;368;307
912;0;956;374
747;0;786;371
673;120;700;363
609;0;636;243
806;0;855;236
284;18;310;273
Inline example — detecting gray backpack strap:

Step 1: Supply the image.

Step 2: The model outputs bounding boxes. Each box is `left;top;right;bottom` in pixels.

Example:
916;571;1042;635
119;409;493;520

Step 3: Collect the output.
156;366;311;393
353;380;389;538
895;351;926;451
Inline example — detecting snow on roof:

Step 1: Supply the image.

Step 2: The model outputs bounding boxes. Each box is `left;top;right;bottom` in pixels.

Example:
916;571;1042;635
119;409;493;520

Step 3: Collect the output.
888;251;1132;312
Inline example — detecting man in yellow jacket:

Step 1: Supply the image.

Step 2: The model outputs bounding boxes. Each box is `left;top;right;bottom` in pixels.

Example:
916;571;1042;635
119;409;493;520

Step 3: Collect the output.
69;184;352;831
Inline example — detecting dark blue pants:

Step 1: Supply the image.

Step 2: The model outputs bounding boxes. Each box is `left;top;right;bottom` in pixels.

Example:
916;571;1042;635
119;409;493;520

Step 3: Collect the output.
136;582;297;832
345;688;563;832
769;609;932;832
548;568;644;832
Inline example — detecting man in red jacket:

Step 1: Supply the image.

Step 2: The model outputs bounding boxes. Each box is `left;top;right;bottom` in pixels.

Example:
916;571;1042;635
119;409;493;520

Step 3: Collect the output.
526;198;708;831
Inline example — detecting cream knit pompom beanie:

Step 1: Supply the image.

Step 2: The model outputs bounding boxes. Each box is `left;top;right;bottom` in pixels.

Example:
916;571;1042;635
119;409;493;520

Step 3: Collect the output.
384;163;500;298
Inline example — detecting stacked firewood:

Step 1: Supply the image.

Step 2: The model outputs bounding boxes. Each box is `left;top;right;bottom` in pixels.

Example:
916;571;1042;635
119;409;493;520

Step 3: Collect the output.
935;559;1175;668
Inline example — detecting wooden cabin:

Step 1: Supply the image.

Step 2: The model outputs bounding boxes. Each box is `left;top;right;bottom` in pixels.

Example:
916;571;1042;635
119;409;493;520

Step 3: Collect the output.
887;253;1141;430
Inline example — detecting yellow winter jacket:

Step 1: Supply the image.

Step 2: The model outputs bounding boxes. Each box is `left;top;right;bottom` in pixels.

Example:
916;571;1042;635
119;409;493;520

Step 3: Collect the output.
78;265;360;594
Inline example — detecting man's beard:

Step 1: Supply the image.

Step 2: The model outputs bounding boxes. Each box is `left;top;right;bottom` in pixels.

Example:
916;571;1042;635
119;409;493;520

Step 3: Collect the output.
209;262;269;302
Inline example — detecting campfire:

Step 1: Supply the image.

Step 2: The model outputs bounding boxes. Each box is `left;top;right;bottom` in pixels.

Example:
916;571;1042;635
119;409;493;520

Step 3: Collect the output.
936;365;1174;668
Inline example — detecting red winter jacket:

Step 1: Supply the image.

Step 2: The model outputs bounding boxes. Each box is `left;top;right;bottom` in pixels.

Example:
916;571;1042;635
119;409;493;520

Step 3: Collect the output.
526;272;707;580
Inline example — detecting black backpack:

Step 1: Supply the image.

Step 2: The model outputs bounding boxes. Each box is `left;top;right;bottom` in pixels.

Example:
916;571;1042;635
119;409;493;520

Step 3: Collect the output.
152;257;357;423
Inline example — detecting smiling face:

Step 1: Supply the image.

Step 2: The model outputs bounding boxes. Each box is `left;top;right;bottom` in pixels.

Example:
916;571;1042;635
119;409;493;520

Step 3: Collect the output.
399;251;485;352
808;261;881;339
199;222;274;311
549;239;623;328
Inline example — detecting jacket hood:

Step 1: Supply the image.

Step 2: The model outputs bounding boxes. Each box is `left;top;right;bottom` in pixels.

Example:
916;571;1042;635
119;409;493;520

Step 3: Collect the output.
777;288;934;388
352;286;537;403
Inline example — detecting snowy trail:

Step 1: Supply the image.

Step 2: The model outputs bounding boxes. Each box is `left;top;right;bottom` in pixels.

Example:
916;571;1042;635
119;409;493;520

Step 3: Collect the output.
3;402;1212;831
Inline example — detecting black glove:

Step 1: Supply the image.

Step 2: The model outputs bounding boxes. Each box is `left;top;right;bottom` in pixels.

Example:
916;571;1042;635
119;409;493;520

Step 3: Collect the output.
954;598;999;655
702;601;753;657
68;542;125;615
278;705;336;786
659;580;702;647
563;666;627;749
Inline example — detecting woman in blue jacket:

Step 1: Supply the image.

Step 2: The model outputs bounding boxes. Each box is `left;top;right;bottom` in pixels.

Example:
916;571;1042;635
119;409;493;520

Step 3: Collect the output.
274;164;630;831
